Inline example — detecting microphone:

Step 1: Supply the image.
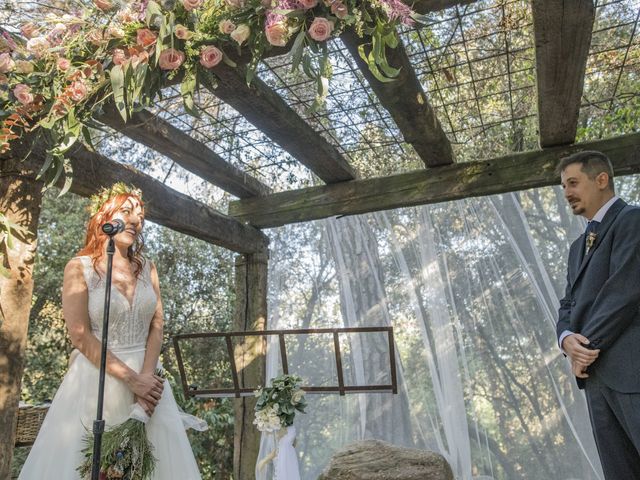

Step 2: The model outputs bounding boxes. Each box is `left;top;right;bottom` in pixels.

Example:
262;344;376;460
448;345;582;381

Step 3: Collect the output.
101;219;125;236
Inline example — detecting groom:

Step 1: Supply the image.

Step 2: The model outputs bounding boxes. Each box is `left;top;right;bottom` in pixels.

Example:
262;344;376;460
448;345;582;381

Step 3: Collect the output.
557;150;640;479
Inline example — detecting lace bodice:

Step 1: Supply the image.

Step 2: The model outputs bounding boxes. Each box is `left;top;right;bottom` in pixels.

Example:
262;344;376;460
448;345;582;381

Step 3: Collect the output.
77;256;157;349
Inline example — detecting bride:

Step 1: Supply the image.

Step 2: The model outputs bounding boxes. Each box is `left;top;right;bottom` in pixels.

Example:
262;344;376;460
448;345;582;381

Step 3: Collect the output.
19;183;204;479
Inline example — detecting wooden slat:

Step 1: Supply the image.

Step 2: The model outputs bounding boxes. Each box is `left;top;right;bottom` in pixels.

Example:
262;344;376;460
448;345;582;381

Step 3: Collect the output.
532;0;595;147
206;64;358;184
228;132;640;228
11;137;269;253
99;104;271;198
341;29;454;167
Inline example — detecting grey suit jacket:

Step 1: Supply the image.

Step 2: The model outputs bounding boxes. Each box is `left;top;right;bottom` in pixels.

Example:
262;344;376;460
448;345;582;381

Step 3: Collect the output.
557;198;640;392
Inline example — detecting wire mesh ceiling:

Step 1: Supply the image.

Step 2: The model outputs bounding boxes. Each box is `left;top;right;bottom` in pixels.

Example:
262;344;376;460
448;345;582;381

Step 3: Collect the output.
4;0;640;195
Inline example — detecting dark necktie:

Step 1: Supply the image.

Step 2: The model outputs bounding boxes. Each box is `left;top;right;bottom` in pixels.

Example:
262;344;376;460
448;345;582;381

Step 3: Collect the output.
584;220;600;254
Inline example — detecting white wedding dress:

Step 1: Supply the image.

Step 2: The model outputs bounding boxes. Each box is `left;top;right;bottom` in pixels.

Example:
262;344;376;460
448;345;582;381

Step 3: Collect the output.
19;256;204;480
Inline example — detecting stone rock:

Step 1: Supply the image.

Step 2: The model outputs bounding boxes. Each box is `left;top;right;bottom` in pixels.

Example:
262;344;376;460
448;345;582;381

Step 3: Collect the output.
316;439;454;480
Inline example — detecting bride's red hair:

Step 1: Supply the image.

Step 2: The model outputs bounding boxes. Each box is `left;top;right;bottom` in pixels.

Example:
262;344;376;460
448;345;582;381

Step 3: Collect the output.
77;192;146;277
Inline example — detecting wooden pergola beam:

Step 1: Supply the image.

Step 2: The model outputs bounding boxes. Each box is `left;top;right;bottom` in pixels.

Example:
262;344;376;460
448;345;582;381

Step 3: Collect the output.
206;65;358;184
532;0;595;147
228;132;640;228
15;138;269;253
341;29;454;167
99;104;271;199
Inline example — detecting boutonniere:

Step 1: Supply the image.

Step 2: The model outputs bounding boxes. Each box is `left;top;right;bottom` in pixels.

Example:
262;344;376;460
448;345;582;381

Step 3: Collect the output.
586;232;597;253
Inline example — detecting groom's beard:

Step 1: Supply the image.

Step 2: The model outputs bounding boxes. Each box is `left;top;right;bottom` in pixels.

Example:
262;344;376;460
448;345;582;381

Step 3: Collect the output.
567;198;586;216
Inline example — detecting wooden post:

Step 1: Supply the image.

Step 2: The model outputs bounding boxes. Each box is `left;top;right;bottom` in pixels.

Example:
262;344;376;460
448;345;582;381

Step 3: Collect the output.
0;156;43;478
233;249;268;480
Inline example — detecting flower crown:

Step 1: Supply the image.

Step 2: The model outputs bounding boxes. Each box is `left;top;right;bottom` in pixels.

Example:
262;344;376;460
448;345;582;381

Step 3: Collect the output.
89;182;143;216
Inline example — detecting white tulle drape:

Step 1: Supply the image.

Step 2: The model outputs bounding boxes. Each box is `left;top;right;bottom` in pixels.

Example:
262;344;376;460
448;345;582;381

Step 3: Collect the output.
256;187;603;480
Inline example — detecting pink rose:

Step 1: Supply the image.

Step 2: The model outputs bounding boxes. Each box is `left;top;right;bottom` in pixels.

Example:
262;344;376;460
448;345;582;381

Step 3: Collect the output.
230;24;250;45
94;0;113;11
26;37;51;58
56;57;71;71
158;48;185;70
136;28;157;48
200;45;223;68
265;22;288;47
219;20;236;35
112;48;127;65
299;0;318;9
331;1;348;19
20;23;39;39
182;0;203;10
68;80;88;102
225;0;245;8
308;17;333;42
174;25;192;40
0;53;15;73
13;84;34;105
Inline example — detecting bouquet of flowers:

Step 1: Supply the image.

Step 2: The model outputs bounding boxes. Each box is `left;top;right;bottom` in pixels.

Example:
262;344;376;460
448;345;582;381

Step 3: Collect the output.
253;374;307;433
77;369;165;480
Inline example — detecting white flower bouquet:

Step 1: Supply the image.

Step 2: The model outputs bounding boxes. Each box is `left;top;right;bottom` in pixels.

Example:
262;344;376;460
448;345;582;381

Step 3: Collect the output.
253;374;307;433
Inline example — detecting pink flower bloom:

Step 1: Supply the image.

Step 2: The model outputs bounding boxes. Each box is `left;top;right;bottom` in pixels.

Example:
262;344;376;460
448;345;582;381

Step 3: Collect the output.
330;1;348;19
112;48;127;65
0;32;17;52
182;0;203;10
174;24;192;40
265;22;288;47
94;0;113;11
130;49;149;68
57;57;71;71
13;84;34;105
200;46;223;68
230;24;250;45
20;23;39;39
158;48;185;70
136;28;157;48
298;0;318;9
68;80;88;102
26;37;51;58
219;20;236;35
308;17;333;42
379;0;415;25
0;53;15;73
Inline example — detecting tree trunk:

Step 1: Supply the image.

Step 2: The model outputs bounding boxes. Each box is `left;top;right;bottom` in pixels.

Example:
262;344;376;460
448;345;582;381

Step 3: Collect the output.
0;157;43;478
232;250;268;480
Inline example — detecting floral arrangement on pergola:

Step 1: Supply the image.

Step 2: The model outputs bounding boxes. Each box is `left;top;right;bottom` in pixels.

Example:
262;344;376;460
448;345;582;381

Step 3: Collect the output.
0;0;420;178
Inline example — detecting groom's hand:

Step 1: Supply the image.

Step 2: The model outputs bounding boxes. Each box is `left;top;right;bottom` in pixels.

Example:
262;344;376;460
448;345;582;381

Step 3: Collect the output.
571;359;589;379
562;333;600;368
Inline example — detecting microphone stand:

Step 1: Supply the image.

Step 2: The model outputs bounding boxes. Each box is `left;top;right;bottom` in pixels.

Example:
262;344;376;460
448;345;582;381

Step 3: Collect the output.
91;232;118;480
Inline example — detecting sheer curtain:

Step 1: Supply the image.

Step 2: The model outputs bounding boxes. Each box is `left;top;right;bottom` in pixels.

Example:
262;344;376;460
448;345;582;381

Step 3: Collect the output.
257;187;602;480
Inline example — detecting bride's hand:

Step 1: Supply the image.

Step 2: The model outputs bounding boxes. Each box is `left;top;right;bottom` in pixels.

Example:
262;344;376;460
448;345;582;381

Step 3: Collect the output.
136;396;157;417
126;372;164;406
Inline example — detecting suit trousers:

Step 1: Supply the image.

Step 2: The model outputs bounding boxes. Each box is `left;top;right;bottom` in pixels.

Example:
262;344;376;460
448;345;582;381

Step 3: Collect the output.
585;372;640;480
